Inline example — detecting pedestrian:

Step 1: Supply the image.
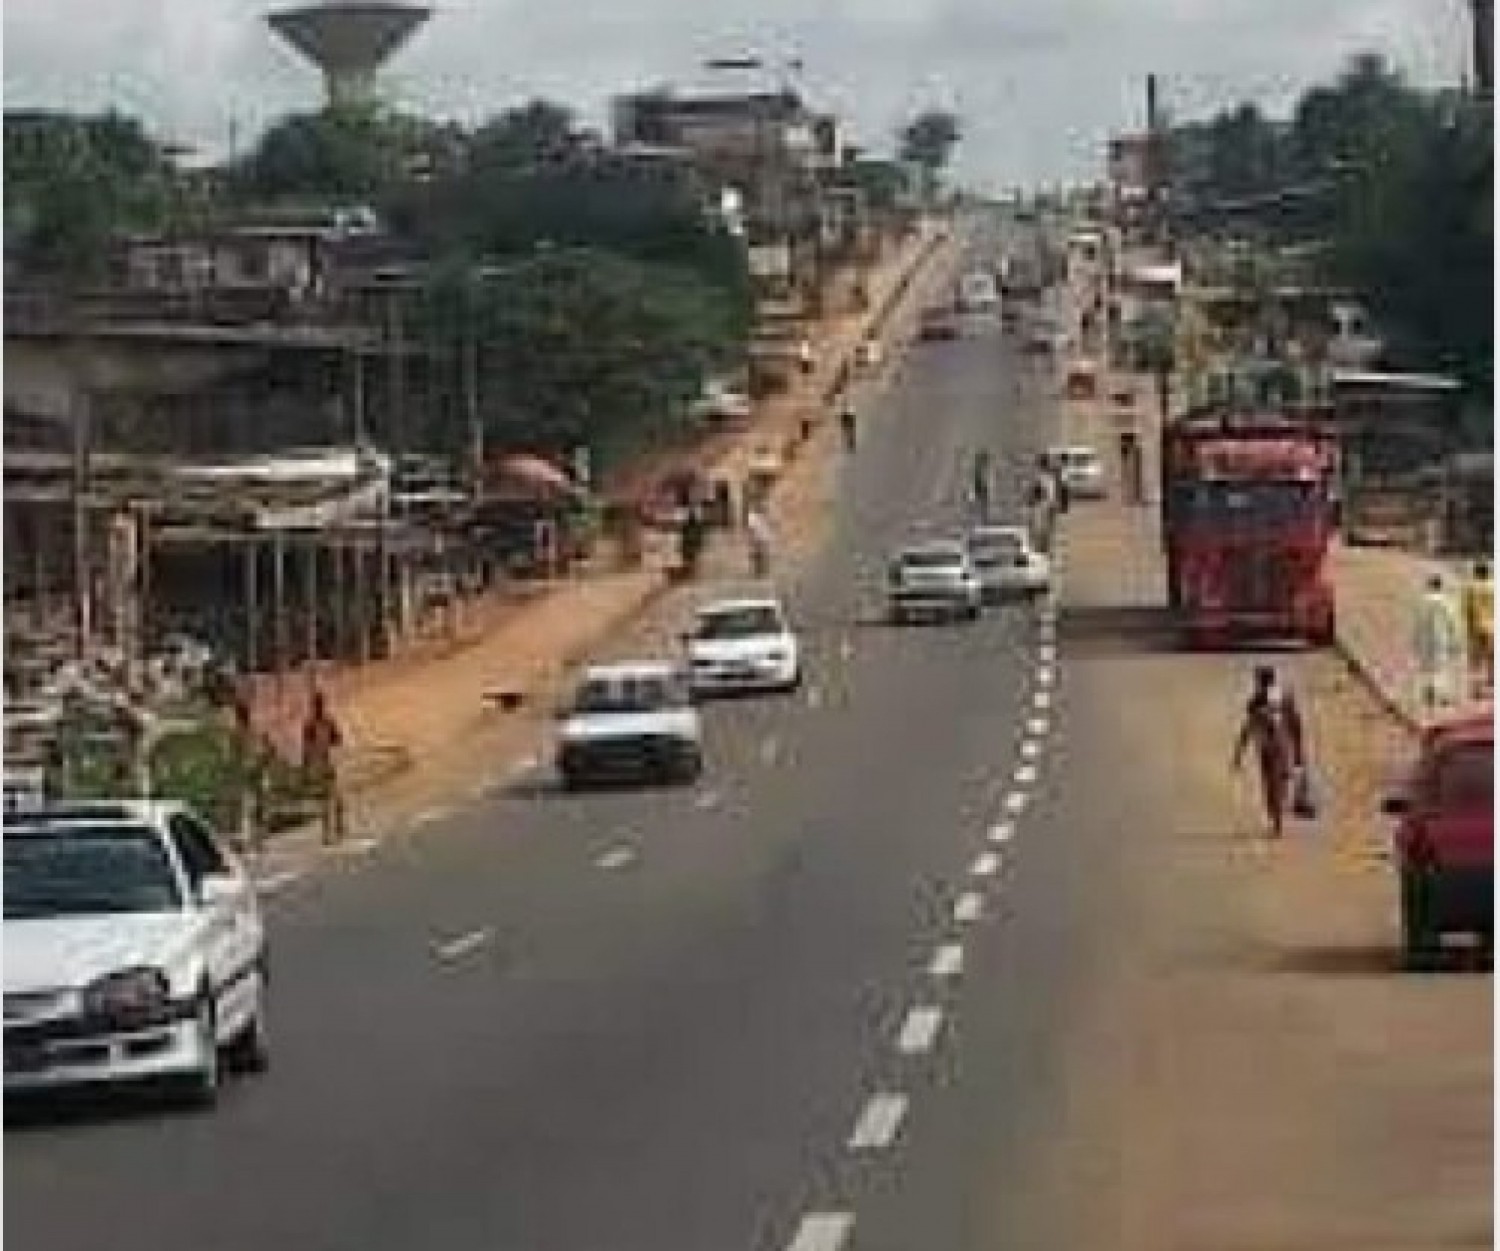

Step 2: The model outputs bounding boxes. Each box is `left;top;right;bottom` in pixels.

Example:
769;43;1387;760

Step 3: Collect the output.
1118;430;1143;505
301;688;347;845
678;501;707;579
1231;664;1307;838
838;402;858;452
797;338;815;376
1461;560;1493;696
1412;573;1466;714
970;448;993;521
746;506;773;579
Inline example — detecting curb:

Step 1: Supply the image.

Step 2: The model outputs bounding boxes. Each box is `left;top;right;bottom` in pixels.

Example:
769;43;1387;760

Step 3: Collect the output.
1331;631;1422;737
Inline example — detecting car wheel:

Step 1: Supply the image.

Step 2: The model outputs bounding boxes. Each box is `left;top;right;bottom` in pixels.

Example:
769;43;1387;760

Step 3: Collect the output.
225;978;270;1076
676;747;704;785
178;993;221;1109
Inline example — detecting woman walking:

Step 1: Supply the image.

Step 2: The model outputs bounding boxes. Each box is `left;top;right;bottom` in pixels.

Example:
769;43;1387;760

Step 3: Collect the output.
1232;664;1306;837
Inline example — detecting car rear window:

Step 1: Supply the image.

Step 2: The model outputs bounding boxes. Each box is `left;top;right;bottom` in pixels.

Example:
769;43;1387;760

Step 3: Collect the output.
1428;742;1493;810
898;549;963;570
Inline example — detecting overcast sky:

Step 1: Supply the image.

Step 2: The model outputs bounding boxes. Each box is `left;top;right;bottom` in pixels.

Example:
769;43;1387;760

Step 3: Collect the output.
3;0;1469;186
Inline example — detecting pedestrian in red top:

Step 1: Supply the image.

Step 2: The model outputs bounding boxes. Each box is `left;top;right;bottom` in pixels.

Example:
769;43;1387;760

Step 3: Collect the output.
1231;664;1306;837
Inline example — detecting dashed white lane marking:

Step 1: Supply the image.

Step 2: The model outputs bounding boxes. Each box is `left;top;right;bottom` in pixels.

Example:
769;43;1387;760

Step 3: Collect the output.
329;836;379;858
1013;763;1039;785
256;869;303;895
1004;790;1029;816
838;636;856;661
896;1005;945;1054
1020;739;1042;760
970;851;1001;878
848;1092;910;1150
695;789;722;811
434;926;494;961
595;845;638;870
784;1212;855;1251
1027;715;1050;735
1036;666;1056;688
806;684;824;709
989;820;1016;843
1033;689;1053;710
929;942;965;979
953;891;985;923
760;735;781;765
414;805;453;828
1038;643;1057;664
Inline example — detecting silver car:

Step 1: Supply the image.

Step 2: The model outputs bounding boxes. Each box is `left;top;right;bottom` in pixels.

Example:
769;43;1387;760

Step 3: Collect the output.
886;541;983;624
967;525;1052;601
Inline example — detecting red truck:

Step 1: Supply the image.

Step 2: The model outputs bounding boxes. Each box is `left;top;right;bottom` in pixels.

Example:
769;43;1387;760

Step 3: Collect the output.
1159;405;1339;647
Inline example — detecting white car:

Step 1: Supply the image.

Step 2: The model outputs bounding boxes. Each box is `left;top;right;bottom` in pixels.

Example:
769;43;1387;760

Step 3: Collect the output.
1045;444;1108;500
686;597;801;696
690;378;753;425
887;540;983;623
556;661;703;788
4;801;269;1106
967;525;1052;601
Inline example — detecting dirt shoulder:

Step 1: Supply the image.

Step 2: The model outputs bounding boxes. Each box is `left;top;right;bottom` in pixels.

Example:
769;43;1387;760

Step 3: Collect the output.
1030;493;1492;1251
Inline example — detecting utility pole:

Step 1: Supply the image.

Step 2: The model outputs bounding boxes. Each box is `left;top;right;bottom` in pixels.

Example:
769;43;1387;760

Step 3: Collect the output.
1472;0;1494;98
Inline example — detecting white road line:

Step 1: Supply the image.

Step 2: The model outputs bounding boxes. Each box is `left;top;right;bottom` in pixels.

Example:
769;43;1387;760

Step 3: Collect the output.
1033;689;1053;710
929;942;965;979
1013;763;1039;785
434;926;494;961
760;735;781;764
1036;666;1056;688
595;845;637;870
1020;739;1042;760
784;1212;855;1251
848;1092;910;1150
838;636;856;661
806;684;824;709
695;789;722;811
989;820;1016;843
971;851;1001;878
1004;790;1029;816
1038;643;1057;664
1027;716;1050;735
896;1005;945;1054
255;869;303;895
329;836;379;858
953;890;985;923
414;805;452;828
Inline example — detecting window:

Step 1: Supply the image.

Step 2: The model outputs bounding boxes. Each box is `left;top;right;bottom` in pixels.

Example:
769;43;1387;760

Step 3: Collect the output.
4;825;182;918
168;813;228;887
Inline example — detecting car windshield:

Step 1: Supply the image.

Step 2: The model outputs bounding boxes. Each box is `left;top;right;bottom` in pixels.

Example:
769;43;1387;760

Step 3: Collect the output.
4;824;183;919
573;674;686;715
696;606;783;640
898;549;964;570
970;532;1026;562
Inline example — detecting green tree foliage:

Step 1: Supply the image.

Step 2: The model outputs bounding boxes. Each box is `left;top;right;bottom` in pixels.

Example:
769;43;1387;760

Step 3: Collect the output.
414;247;745;465
897;109;962;196
236;103;414;201
4;110;181;278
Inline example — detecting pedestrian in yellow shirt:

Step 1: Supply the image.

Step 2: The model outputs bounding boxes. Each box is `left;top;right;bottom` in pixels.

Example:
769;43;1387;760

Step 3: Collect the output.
1461;559;1494;696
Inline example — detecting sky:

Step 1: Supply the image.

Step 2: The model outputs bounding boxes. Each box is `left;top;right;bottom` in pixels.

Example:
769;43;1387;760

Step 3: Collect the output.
2;0;1471;188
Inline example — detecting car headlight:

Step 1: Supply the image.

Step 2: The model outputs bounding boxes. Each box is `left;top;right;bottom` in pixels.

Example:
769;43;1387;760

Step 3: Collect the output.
82;967;172;1024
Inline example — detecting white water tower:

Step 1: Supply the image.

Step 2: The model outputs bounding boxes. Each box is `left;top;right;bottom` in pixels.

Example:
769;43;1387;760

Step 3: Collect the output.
267;1;431;109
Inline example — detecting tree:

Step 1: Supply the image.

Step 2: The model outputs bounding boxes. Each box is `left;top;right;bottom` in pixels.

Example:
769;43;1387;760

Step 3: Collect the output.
413;247;746;466
236;104;409;201
5;110;181;278
898;109;962;197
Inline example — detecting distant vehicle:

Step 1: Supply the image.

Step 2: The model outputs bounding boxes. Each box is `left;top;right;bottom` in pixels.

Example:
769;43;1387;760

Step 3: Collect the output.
1158;406;1338;648
956;270;1000;314
1382;707;1493;966
685;598;801;696
886;540;982;623
4;801;269;1106
917;306;960;342
966;525;1052;601
556;662;703;788
1043;445;1108;500
690;378;753;425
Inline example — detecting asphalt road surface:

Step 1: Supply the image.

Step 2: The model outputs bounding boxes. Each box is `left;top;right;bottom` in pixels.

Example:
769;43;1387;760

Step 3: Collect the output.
7;226;1133;1251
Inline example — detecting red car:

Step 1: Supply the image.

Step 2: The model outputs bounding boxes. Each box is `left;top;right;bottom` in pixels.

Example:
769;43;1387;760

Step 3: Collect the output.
1383;706;1493;966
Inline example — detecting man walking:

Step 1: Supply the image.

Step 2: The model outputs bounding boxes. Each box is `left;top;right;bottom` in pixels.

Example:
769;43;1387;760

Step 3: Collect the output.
1412;573;1466;714
1461;559;1494;696
746;506;773;579
838;401;858;452
1232;664;1307;838
301;688;347;846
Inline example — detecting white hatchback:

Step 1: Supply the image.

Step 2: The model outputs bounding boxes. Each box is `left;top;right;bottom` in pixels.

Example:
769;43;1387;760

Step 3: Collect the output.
686;597;801;696
4;801;269;1106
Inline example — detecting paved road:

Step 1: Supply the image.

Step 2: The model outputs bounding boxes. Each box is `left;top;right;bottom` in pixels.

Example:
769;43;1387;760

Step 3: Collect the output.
7;224;1131;1251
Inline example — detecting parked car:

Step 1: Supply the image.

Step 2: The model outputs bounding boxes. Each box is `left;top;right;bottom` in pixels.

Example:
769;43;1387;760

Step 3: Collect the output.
1044;445;1108;500
918;306;960;341
685;598;801;696
4;801;269;1106
555;662;703;789
690;378;753;426
887;540;983;623
966;525;1052;601
1382;707;1493;966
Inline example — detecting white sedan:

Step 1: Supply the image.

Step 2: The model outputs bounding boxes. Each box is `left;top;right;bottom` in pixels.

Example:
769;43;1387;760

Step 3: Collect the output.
4;801;269;1107
556;662;704;788
685;597;801;696
967;525;1053;601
